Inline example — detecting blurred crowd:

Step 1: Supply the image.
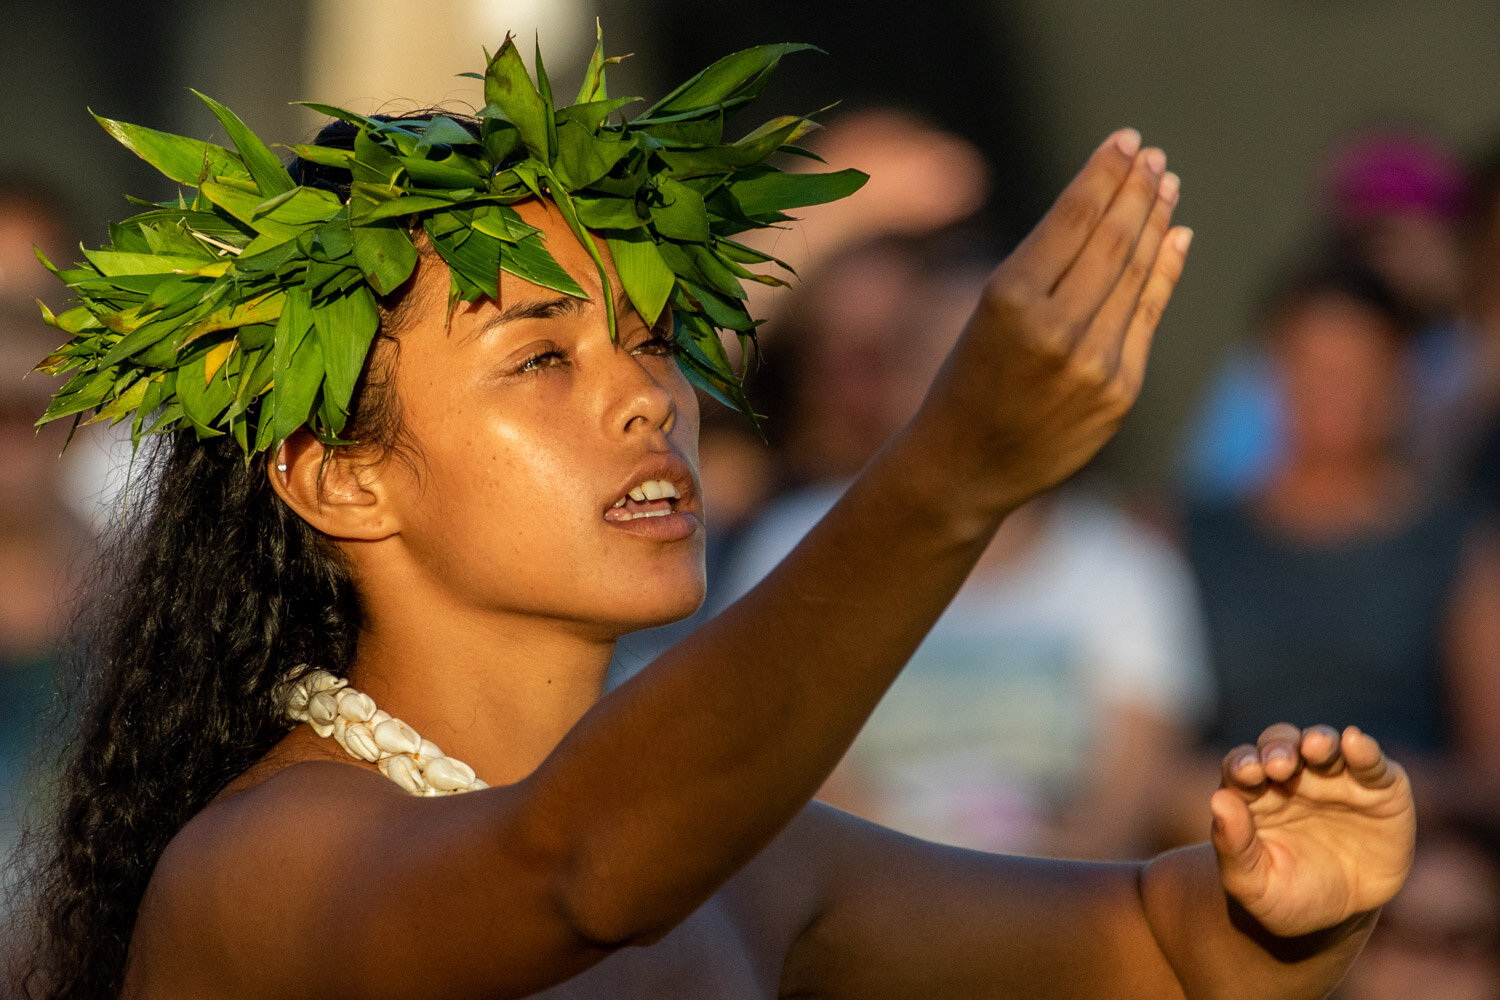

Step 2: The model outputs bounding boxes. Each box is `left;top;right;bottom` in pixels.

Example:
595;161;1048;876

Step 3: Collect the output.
4;110;1500;996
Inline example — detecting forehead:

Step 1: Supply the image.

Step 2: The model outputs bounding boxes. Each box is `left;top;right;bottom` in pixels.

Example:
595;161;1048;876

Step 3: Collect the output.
395;198;624;343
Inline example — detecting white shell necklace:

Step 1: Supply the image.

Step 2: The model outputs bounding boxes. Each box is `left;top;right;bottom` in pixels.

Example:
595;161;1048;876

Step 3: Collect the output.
283;668;489;795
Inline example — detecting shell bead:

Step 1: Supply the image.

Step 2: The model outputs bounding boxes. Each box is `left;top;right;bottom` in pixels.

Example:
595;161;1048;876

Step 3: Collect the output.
282;668;487;796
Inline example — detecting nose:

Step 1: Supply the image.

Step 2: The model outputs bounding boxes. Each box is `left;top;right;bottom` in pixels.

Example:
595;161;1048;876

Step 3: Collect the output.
611;351;678;437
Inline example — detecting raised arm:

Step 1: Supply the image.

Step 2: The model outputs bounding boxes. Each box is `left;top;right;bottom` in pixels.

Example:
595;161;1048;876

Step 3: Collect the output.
546;128;1187;941
129;130;1186;999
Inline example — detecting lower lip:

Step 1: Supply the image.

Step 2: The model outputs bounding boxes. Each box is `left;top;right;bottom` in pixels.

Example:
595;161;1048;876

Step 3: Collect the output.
603;509;701;542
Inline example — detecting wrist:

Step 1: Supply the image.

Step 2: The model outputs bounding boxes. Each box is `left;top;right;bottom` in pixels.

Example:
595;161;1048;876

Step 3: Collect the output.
1224;896;1381;964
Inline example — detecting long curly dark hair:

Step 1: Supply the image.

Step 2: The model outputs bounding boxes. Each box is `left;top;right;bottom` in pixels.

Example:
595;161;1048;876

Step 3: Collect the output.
9;117;429;1000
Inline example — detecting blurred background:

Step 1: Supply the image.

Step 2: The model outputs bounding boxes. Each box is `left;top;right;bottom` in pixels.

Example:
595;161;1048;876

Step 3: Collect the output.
4;2;1500;995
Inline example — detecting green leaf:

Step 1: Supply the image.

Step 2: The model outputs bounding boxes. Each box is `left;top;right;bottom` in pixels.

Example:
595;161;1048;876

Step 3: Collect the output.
357;194;460;222
471;204;539;242
284;144;356;170
93;113;250;187
294;102;382;131
573;193;643;231
428;221;500;299
191;90;295;197
139;219;220;259
638;115;725;148
649;177;710;242
82;249;220;276
480;119;522;164
254;186;344;227
501;231;587;298
199;180;304;240
271;287;320;445
553;123;631;190
312;285;378;419
639;43;818;121
534;36;559;163
176;348;235;433
557;97;637;134
396;151;487;188
483;36;551;161
607;233;674;326
181;290;285;345
731;167;868;216
415;114;480;149
734;113;817;153
573;21;616;105
351;217;419;295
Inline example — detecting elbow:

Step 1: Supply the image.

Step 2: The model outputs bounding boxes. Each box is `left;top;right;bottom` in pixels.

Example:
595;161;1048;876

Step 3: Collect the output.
551;847;696;951
554;868;685;951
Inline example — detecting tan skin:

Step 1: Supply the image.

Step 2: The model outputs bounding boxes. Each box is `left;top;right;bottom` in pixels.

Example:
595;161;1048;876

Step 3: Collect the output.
122;132;1415;1000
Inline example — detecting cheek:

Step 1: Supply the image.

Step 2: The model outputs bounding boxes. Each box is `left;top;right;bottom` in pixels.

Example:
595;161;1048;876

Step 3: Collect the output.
396;405;595;573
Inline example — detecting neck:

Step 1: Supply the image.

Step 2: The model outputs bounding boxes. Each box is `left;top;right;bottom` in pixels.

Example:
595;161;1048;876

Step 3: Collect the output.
349;589;616;787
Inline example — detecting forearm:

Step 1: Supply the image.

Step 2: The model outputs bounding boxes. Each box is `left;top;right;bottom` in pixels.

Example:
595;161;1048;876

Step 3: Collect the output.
1140;845;1377;1000
519;131;1183;945
527;412;1009;941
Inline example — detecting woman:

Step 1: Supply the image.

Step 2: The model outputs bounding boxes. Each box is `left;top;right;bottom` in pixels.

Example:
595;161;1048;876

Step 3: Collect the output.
16;36;1413;1000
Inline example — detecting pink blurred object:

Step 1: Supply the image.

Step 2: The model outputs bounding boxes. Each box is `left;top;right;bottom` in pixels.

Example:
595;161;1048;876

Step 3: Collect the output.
1326;133;1470;224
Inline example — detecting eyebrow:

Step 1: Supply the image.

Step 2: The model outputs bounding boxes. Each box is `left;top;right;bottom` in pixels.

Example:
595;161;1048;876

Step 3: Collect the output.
468;290;646;343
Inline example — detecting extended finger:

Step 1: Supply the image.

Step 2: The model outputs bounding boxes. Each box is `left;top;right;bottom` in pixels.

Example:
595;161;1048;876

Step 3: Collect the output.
1221;742;1267;793
1340;726;1399;789
1076;170;1179;370
1115;225;1192;400
1002;129;1142;295
1047;147;1167;322
1299;724;1345;774
1257;722;1304;783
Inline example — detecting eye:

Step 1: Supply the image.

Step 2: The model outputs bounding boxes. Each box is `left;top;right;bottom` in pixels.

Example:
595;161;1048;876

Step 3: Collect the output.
632;310;679;357
515;347;568;374
632;332;678;358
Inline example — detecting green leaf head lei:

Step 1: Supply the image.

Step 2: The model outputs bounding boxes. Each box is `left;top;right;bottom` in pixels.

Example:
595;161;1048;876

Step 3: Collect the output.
34;28;868;458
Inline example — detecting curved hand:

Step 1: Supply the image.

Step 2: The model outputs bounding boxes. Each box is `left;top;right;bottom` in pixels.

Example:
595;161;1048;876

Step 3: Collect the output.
926;128;1191;514
1211;724;1416;938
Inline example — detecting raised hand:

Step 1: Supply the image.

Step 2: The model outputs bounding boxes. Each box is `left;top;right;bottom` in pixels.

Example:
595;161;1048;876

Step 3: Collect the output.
1211;724;1416;938
922;128;1190;515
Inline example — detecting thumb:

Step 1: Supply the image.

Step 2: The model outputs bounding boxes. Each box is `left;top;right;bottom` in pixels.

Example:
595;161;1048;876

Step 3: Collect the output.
1210;787;1266;895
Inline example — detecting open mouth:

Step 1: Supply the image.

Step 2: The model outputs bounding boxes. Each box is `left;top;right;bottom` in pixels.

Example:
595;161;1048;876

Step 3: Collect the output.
604;479;681;521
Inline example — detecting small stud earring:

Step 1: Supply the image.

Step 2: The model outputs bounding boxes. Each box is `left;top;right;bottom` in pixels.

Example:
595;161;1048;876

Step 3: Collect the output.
277;463;288;472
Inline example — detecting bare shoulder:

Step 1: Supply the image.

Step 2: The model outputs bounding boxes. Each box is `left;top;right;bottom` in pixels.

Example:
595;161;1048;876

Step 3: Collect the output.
125;749;411;995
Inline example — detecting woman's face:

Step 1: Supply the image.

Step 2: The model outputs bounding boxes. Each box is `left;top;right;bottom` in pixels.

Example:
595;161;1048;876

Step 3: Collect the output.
368;200;704;638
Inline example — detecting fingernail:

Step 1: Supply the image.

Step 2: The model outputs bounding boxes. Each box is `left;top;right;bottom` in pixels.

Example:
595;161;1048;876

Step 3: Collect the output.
1144;148;1167;175
1160;171;1181;204
1174;227;1194;252
1114;128;1142;157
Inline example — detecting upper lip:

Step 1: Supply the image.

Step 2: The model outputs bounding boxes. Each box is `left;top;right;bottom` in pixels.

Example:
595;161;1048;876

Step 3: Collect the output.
606;452;700;515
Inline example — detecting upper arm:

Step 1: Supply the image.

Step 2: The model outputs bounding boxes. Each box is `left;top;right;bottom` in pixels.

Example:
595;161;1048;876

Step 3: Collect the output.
778;804;1185;1000
127;762;608;1000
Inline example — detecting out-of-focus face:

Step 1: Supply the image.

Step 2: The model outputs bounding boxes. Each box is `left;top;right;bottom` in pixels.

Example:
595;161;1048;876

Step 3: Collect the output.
791;246;974;479
368;200;705;638
1271;291;1406;465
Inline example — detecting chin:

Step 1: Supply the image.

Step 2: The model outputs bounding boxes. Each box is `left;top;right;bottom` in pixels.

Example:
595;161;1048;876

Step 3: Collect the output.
596;578;706;638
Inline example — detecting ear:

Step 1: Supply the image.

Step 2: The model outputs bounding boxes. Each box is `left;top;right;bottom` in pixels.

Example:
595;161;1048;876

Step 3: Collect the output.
267;429;399;541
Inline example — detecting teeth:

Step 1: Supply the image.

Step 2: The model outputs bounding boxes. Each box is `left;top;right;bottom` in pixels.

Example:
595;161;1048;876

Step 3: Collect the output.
621;479;679;505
